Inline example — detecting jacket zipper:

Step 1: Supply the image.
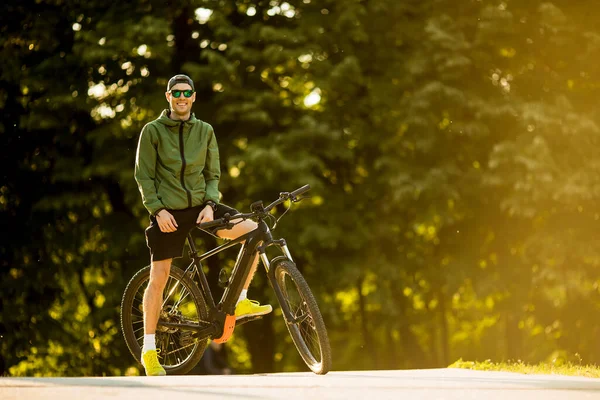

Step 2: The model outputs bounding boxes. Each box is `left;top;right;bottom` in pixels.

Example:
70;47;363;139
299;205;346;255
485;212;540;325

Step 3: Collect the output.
178;122;192;208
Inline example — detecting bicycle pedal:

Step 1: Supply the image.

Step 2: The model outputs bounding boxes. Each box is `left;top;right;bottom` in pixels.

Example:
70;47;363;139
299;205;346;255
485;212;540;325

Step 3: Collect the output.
235;314;264;326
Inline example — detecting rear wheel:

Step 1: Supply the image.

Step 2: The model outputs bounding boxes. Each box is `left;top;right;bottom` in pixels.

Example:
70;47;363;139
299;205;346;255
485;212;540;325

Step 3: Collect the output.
120;265;209;375
272;258;332;374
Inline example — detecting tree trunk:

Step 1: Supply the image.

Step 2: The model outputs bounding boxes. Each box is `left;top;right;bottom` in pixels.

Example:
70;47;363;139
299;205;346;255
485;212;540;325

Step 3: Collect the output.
505;310;522;360
438;288;449;366
357;275;377;369
171;7;193;75
394;287;428;368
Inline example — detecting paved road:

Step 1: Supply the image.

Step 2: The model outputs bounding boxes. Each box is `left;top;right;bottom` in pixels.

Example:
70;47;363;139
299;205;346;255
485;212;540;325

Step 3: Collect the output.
2;368;600;399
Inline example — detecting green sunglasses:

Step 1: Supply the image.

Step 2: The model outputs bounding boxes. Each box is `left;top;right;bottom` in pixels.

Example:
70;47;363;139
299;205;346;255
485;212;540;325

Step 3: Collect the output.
169;89;195;98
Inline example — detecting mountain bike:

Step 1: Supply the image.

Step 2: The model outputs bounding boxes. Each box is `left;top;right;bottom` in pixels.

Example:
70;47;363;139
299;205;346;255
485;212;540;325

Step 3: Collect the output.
120;185;332;375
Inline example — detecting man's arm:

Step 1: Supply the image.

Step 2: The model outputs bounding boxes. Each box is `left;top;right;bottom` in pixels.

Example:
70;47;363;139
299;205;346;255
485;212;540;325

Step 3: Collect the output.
203;124;221;203
134;125;165;215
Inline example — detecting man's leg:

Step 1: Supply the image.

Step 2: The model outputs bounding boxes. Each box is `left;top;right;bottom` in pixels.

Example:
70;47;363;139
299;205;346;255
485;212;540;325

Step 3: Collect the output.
141;258;172;376
217;219;259;290
143;258;172;335
217;219;271;318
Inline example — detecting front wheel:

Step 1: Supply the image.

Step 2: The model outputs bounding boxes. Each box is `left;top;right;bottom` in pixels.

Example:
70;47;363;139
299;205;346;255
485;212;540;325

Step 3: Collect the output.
271;258;332;374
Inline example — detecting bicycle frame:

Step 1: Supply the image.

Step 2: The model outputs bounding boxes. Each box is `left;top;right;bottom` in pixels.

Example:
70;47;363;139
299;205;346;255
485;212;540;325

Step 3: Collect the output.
158;217;296;342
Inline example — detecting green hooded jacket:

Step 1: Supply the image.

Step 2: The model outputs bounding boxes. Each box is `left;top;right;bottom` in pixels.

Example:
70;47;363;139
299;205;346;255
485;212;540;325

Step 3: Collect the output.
134;110;220;216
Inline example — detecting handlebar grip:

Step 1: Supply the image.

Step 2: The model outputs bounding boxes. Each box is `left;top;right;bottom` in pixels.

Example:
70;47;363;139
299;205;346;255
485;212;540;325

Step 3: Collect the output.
197;218;226;230
290;184;311;198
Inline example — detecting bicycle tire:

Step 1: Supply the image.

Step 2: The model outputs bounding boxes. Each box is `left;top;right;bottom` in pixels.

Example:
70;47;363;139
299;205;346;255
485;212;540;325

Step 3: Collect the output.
120;265;209;375
271;258;332;374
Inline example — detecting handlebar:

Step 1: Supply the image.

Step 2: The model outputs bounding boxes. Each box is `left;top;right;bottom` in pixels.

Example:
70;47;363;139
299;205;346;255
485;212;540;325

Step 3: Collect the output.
290;184;310;199
196;184;311;231
196;218;230;230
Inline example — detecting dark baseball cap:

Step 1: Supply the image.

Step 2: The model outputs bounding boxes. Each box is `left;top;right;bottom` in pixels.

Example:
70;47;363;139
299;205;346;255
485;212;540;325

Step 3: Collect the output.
167;74;195;91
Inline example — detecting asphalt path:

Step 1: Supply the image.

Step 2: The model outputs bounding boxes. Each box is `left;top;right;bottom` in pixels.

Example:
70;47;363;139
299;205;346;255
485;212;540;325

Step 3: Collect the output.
2;368;600;400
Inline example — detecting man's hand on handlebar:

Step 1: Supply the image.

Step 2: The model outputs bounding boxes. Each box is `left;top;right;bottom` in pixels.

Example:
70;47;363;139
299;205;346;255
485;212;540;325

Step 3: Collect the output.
196;205;214;225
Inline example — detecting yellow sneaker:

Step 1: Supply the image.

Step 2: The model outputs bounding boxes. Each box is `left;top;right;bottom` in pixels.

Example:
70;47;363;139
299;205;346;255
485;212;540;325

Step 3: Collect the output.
235;298;272;320
141;349;166;376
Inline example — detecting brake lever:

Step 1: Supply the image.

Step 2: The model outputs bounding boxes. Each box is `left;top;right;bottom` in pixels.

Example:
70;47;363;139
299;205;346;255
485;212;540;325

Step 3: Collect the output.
292;194;311;202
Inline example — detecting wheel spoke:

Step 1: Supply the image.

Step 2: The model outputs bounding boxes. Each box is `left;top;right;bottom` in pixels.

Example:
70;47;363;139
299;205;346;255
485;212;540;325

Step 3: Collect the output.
135;328;145;345
163;340;196;356
172;286;191;310
132;298;144;314
162;277;180;308
301;326;320;352
162;332;172;365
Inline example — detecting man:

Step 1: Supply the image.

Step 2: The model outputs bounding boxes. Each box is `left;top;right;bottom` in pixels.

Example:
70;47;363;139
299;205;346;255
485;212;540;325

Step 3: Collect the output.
134;74;271;376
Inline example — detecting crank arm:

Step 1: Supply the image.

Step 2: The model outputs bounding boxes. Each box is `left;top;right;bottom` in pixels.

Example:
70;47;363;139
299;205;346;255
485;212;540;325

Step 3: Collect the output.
158;319;216;336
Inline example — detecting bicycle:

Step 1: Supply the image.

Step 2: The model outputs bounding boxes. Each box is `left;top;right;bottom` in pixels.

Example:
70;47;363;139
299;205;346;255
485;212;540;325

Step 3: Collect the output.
120;185;332;375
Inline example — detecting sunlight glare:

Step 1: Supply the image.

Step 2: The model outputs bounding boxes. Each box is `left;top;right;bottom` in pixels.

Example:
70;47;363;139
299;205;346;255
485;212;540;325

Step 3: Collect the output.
304;89;321;107
195;8;213;24
87;83;107;100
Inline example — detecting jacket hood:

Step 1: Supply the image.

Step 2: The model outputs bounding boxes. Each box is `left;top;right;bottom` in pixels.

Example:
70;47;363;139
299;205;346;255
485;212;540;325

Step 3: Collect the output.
156;109;198;128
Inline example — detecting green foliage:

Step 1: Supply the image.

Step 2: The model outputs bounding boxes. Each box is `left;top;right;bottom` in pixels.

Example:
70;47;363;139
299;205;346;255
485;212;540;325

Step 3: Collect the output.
449;357;600;378
3;0;600;376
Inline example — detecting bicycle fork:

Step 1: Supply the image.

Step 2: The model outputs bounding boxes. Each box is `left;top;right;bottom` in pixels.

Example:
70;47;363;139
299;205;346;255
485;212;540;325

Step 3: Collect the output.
258;239;305;326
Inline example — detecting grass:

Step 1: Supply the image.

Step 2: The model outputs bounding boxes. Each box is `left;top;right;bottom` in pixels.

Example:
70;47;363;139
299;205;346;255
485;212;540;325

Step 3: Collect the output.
449;358;600;378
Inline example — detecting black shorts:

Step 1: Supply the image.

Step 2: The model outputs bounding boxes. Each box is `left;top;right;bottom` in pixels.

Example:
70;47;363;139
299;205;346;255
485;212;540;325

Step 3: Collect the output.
145;203;239;262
